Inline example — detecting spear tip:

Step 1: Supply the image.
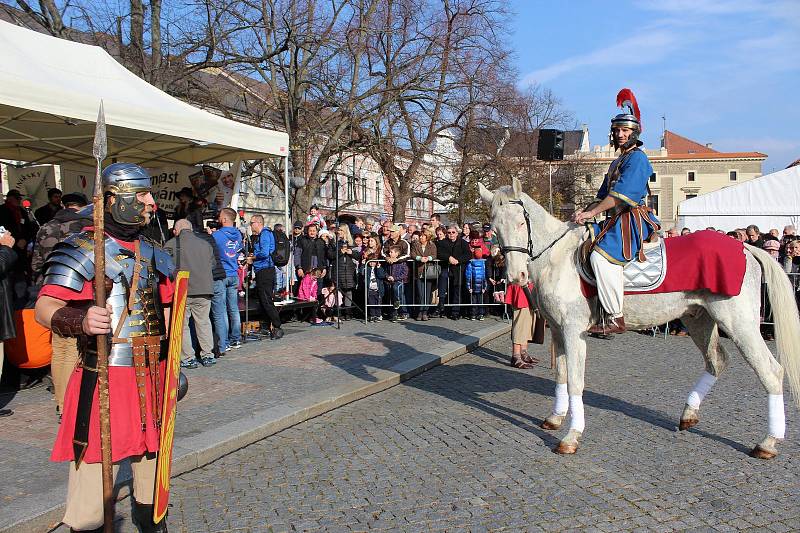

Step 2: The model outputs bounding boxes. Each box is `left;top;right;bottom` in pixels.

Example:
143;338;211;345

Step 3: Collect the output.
93;100;107;163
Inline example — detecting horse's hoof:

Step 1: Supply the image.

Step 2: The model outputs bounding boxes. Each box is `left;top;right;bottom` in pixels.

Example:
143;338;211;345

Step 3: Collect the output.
749;445;777;460
541;418;563;431
554;442;578;455
541;420;560;431
679;418;699;431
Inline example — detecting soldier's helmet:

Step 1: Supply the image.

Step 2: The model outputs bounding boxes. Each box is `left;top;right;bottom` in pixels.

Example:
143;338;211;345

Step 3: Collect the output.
610;112;640;133
101;163;152;226
102;163;152;195
610;88;643;149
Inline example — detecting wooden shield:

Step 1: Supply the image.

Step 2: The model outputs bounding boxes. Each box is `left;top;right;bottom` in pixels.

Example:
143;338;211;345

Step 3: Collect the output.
153;270;190;522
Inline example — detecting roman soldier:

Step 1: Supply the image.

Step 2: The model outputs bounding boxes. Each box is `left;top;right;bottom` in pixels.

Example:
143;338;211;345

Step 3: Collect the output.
35;163;175;532
572;89;661;334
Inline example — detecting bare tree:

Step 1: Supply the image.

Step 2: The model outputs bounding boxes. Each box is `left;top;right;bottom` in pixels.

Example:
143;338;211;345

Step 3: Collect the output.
356;0;512;221
6;0;245;90
190;0;403;218
415;80;574;223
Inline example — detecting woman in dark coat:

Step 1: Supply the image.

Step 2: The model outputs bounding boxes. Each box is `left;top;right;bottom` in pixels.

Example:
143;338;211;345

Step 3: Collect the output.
328;225;361;319
362;234;386;321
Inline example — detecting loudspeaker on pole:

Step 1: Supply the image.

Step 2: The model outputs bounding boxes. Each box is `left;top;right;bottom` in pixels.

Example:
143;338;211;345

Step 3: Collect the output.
537;129;565;161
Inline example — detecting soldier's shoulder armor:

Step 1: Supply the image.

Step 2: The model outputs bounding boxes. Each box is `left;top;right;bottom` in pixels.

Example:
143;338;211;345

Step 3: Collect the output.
139;236;175;278
42;231;127;291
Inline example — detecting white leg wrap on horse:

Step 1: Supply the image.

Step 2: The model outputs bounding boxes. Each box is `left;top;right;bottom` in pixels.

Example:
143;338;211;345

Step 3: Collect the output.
589;251;624;317
686;372;717;409
553;383;568;416
569;395;585;433
768;394;786;439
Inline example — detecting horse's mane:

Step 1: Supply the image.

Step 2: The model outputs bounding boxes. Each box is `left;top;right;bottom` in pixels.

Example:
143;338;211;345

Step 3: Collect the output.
491;185;517;205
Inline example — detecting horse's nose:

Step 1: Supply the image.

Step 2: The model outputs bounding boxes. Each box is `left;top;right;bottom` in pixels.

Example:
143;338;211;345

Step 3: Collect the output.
518;270;527;283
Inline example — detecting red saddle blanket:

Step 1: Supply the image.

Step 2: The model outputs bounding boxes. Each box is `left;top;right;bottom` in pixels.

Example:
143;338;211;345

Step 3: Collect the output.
581;230;747;297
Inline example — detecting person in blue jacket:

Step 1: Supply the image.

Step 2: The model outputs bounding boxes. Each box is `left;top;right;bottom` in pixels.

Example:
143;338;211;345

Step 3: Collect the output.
573;89;660;335
248;215;283;339
212;208;244;352
465;247;488;320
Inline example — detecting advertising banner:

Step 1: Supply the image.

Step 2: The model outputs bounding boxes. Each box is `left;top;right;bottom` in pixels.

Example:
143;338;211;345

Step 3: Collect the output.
59;164;235;217
5;165;57;209
60;164;95;199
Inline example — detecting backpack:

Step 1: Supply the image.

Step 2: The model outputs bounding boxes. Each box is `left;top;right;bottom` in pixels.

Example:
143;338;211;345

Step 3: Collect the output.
271;229;291;267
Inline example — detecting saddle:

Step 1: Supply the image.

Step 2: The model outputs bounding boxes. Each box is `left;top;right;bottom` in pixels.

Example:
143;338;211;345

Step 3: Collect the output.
577;235;668;292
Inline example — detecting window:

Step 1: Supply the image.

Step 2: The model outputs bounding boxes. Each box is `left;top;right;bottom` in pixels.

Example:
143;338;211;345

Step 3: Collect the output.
255;174;270;195
687;171;695;182
647;194;659;216
346;174;355;201
729;170;738;181
685;194;697;200
360;171;368;202
649;172;657;183
585;174;593;185
375;178;382;204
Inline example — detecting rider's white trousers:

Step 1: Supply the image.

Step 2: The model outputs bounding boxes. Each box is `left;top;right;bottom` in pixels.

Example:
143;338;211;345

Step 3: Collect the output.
590;250;624;318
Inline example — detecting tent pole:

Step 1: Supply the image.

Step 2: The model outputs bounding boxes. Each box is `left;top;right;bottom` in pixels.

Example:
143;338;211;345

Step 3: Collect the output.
229;158;243;211
284;155;291;302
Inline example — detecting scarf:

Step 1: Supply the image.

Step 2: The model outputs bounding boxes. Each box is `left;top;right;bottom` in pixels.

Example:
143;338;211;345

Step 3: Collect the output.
105;214;142;241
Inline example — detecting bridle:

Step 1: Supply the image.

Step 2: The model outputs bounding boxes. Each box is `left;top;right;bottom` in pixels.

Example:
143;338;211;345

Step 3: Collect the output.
499;199;572;263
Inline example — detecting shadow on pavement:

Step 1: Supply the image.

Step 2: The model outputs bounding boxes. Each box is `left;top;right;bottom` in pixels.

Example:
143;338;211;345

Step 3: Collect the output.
315;324;751;454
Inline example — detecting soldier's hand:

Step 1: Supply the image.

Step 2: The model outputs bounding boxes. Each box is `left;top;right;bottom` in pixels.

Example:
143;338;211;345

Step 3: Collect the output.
83;304;113;335
573;210;593;225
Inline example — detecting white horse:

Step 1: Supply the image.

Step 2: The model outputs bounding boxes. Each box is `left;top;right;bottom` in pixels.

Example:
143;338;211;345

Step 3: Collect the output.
479;178;800;459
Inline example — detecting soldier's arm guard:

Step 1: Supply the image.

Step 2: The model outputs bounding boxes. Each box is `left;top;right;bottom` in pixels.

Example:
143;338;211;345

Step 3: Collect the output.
51;306;86;337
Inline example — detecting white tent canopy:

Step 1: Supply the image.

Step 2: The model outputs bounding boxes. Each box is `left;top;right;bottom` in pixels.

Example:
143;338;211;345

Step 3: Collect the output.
0;19;288;167
677;165;800;232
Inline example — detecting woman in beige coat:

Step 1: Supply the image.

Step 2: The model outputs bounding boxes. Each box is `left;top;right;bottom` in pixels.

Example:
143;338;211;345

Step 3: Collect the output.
410;229;438;320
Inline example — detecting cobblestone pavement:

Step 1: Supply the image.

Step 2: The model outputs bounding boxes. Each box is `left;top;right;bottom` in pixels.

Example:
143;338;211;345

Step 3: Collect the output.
0;314;506;530
118;332;799;532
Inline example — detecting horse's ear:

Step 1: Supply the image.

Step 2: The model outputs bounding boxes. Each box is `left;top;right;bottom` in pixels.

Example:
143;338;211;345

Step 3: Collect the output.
512;177;522;198
478;182;494;205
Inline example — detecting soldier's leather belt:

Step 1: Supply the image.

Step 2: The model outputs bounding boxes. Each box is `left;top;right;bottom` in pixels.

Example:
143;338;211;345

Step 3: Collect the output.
80;336;165;367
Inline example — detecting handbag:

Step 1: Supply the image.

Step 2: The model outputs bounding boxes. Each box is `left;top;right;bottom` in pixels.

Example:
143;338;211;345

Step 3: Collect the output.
420;261;441;281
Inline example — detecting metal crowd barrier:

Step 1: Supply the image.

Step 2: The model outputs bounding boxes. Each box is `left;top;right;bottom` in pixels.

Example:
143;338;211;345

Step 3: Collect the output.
760;271;800;326
361;258;510;323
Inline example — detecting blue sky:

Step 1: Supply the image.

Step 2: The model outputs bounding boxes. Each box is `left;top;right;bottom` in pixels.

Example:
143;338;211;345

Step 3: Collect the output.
510;0;800;172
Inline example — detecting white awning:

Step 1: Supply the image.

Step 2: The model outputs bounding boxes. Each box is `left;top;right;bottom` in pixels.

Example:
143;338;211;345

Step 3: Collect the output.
677;165;800;232
0;19;288;167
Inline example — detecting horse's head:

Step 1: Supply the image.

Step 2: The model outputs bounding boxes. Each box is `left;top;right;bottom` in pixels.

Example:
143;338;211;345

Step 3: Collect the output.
479;177;532;286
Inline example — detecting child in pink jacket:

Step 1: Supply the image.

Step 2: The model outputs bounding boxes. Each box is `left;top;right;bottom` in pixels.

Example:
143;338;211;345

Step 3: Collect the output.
297;268;328;324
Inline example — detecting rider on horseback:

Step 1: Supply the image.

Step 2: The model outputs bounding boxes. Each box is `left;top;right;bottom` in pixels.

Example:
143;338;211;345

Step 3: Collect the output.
572;89;661;334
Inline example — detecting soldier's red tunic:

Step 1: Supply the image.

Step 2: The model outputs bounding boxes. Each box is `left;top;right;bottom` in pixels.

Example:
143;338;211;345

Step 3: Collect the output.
40;236;174;464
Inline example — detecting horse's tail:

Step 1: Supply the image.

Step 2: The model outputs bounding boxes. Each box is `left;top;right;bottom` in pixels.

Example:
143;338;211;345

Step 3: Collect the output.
746;244;800;408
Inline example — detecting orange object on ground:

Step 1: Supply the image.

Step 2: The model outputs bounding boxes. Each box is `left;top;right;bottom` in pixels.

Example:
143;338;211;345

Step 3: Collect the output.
4;309;53;369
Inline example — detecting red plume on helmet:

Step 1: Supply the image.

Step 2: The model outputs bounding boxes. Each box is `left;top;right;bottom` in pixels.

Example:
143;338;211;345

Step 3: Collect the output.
615;88;642;132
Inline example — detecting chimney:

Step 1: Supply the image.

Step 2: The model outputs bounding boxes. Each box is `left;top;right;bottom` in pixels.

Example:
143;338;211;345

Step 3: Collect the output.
705;143;713;150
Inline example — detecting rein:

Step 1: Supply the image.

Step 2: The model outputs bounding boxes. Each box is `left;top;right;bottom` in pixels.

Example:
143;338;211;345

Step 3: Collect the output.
500;199;573;264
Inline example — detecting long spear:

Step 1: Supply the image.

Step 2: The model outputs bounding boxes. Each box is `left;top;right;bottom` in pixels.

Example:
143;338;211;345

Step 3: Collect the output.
92;101;114;533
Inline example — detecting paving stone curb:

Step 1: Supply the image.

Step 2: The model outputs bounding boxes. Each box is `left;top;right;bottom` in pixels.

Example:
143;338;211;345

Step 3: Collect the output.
4;321;510;533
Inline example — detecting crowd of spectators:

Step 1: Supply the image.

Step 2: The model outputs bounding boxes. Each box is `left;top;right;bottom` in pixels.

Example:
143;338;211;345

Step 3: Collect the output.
289;209;505;324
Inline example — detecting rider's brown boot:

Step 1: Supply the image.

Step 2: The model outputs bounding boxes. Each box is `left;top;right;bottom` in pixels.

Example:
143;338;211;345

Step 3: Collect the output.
587;316;626;335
